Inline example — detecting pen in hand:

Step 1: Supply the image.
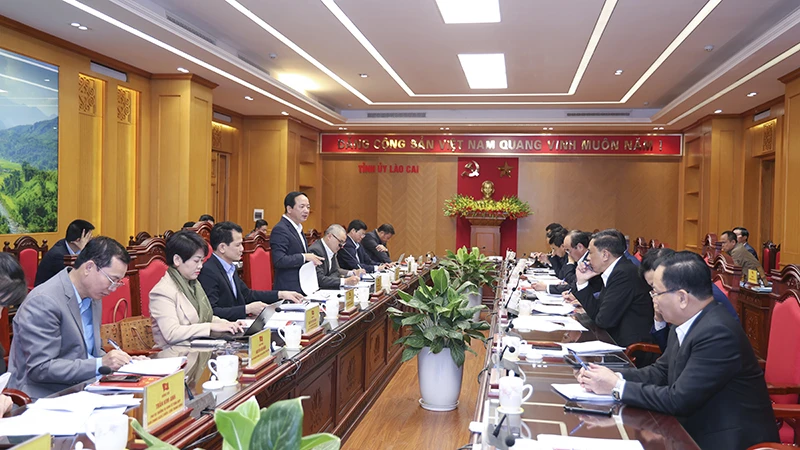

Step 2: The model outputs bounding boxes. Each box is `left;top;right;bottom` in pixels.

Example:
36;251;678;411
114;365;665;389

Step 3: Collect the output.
107;338;122;351
569;349;589;370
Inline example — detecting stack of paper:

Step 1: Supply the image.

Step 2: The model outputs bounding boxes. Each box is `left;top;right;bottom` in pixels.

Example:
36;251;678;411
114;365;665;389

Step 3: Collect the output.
562;341;626;353
537;435;644;450
551;383;616;403
117;356;186;375
532;303;575;315
512;316;588;332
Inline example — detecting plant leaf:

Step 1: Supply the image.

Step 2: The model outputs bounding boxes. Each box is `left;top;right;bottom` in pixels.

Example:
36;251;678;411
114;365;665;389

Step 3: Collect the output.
403;334;427;348
249;397;304;450
130;419;180;450
299;433;341;450
401;346;422;362
401;314;426;326
449;341;466;368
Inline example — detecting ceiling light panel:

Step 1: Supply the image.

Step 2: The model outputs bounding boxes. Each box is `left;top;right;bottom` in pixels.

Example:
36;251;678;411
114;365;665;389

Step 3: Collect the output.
435;0;500;24
458;54;507;89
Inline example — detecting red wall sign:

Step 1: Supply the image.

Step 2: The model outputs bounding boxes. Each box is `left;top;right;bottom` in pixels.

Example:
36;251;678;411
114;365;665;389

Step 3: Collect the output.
320;133;682;156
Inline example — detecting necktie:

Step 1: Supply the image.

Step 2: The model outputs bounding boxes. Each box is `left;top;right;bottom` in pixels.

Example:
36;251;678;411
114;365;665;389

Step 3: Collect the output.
228;266;237;298
80;297;95;356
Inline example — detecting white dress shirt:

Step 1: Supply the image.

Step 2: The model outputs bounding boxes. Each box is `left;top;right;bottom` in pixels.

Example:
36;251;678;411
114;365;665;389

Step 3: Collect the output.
321;239;352;285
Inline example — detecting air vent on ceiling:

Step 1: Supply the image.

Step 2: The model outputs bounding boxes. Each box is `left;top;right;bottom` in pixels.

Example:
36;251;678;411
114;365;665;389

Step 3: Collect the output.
566;111;632;117
317;101;338;114
753;109;771;122
165;12;217;45
237;53;270;76
366;112;428;118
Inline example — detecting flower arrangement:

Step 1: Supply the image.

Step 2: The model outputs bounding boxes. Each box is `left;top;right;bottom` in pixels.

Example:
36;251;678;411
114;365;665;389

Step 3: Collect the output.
442;194;531;220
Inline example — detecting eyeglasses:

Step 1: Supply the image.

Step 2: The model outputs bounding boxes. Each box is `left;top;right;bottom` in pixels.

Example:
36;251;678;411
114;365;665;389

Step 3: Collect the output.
649;288;677;299
333;235;346;249
98;267;125;291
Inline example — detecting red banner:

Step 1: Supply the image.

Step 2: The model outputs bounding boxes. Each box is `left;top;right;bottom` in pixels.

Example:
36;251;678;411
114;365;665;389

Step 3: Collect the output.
321;133;682;156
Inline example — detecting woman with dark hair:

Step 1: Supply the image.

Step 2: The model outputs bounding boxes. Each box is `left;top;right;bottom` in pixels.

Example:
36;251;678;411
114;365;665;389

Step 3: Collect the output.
0;253;28;414
149;231;244;346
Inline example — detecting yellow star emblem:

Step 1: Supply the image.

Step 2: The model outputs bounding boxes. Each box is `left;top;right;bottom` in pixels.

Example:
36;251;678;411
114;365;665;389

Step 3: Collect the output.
498;161;513;177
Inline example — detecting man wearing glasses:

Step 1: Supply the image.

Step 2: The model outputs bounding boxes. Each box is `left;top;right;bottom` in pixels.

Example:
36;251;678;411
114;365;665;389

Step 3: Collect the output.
9;237;136;398
309;224;363;288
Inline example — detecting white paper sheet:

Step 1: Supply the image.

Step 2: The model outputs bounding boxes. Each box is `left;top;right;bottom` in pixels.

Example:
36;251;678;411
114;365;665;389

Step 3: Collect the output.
0;372;10;392
537;435;644;450
551;383;617;403
0;408;94;436
28;392;139;412
562;341;626;354
116;356;186;376
299;261;319;296
531;303;575;315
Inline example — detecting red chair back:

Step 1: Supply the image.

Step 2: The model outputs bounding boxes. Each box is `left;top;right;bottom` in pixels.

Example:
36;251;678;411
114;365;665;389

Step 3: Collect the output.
101;277;133;324
186;222;213;262
763;242;781;275
243;232;273;291
128;237;168;317
709;253;742;316
3;236;48;291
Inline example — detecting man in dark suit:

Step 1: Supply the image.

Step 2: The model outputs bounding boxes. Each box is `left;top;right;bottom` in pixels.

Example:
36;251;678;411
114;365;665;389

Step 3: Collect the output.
10;237;134;398
574;229;654;348
577;251;778;450
198;222;303;321
733;227;759;260
309;225;361;289
531;228;574;294
35;219;95;286
362;224;395;264
339;220;387;273
271;192;324;294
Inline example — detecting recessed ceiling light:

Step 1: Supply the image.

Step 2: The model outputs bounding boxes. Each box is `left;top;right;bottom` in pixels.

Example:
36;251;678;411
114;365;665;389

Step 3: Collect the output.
643;101;649;106
704;45;714;52
653;127;659;130
714;109;722;114
44;79;50;82
435;0;500;24
440;127;444;130
244;96;254;101
458;53;507;89
614;69;624;76
281;111;289;115
359;73;368;78
78;26;88;31
70;22;81;27
177;67;189;73
277;73;318;94
747;92;757;97
445;127;450;130
338;127;344;130
659;127;665;130
342;127;347;130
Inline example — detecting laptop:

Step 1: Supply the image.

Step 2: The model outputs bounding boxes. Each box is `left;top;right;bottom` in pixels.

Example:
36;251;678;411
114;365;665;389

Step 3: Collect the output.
209;303;279;341
396;253;405;264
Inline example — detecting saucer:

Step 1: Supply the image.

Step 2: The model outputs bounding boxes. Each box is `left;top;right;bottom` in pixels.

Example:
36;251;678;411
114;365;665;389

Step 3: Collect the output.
285;346;302;351
202;380;223;390
496;406;524;415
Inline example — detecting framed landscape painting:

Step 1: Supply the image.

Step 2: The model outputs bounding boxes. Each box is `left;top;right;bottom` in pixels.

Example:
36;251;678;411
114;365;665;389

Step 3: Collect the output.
0;48;58;233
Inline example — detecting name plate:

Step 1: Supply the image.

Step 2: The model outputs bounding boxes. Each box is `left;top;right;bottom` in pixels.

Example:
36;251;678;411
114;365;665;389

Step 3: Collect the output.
375;274;383;292
248;328;272;368
394;266;400;280
747;269;759;285
10;434;50;450
143;370;185;430
305;304;320;332
345;289;355;309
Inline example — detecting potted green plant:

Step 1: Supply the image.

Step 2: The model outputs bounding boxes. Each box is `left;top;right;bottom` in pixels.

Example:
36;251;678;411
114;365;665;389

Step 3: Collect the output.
130;396;339;450
439;246;496;321
387;268;489;411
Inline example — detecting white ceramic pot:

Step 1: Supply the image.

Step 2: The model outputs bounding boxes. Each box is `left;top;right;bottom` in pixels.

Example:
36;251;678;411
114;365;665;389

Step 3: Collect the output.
417;346;464;411
467;292;483;322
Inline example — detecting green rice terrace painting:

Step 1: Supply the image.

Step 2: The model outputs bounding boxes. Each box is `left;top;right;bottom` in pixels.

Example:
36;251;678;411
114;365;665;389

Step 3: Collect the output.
0;48;58;234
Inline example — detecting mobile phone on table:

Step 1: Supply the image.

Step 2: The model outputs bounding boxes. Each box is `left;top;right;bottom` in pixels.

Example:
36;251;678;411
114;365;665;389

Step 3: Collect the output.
100;374;142;383
563;401;614;416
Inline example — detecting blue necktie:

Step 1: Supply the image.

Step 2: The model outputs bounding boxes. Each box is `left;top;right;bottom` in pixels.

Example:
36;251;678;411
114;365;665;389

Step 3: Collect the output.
80;297;95;356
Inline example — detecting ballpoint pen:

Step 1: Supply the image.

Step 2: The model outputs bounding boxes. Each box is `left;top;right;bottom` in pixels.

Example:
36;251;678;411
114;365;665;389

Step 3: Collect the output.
569;349;589;370
107;338;122;351
569;420;585;435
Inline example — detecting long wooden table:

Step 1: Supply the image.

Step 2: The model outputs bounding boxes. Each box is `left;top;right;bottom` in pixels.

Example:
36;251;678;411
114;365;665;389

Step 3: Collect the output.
469;290;699;448
1;266;432;449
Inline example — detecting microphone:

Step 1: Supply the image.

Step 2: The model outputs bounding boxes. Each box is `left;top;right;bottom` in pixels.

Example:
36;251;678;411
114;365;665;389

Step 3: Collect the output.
503;273;524;310
498;345;515;363
99;366;113;375
492;413;508;437
505;435;516;448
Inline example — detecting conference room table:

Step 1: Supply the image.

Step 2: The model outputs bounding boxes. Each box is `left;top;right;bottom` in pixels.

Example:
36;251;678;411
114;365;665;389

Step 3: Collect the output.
0;265;433;449
469;291;700;449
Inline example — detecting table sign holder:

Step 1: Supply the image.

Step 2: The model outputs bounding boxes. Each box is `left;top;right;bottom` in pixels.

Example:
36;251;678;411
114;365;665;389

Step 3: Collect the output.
300;305;324;346
142;370;189;432
9;434;51;450
241;328;277;382
339;289;359;319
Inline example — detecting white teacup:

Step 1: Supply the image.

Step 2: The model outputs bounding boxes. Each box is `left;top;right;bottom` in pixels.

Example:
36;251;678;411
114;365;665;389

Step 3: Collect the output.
321;297;339;319
498;376;533;412
518;299;533;317
208;354;239;386
279;324;303;349
85;413;129;450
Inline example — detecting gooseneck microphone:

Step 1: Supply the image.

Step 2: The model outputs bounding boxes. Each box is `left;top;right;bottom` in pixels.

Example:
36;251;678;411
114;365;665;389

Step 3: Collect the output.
503;272;524;310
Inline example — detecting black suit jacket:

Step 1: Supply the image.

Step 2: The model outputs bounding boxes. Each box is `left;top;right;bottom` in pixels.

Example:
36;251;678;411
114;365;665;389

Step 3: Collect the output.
339;237;378;273
574;258;654;347
270;216;309;293
619;302;778;450
34;239;70;287
547;259;577;295
197;255;279;321
309;240;349;289
362;230;391;264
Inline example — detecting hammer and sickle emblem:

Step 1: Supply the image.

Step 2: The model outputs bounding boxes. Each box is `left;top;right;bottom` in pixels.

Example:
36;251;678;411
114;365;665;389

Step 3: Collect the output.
461;160;480;178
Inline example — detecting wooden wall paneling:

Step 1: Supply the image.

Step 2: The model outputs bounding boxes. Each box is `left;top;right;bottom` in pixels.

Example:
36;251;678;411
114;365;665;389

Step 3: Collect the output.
77;74;104;228
776;77;800;265
188;88;213;221
365;320;387;387
242;119;286;228
150;85;183;232
297;360;337;436
336;339;366;420
320;156;379;236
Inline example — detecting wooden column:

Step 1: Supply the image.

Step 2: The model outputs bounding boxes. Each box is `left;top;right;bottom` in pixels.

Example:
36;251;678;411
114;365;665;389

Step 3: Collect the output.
775;69;800;266
146;75;216;233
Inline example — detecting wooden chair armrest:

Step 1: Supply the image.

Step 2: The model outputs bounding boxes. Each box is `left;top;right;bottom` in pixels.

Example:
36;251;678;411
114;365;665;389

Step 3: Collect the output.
747;443;797;450
2;388;31;406
624;343;662;358
767;383;800;395
771;403;800;419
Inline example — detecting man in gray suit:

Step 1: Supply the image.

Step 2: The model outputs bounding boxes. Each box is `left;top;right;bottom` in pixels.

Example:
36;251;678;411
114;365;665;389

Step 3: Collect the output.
9;237;135;398
309;225;362;289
